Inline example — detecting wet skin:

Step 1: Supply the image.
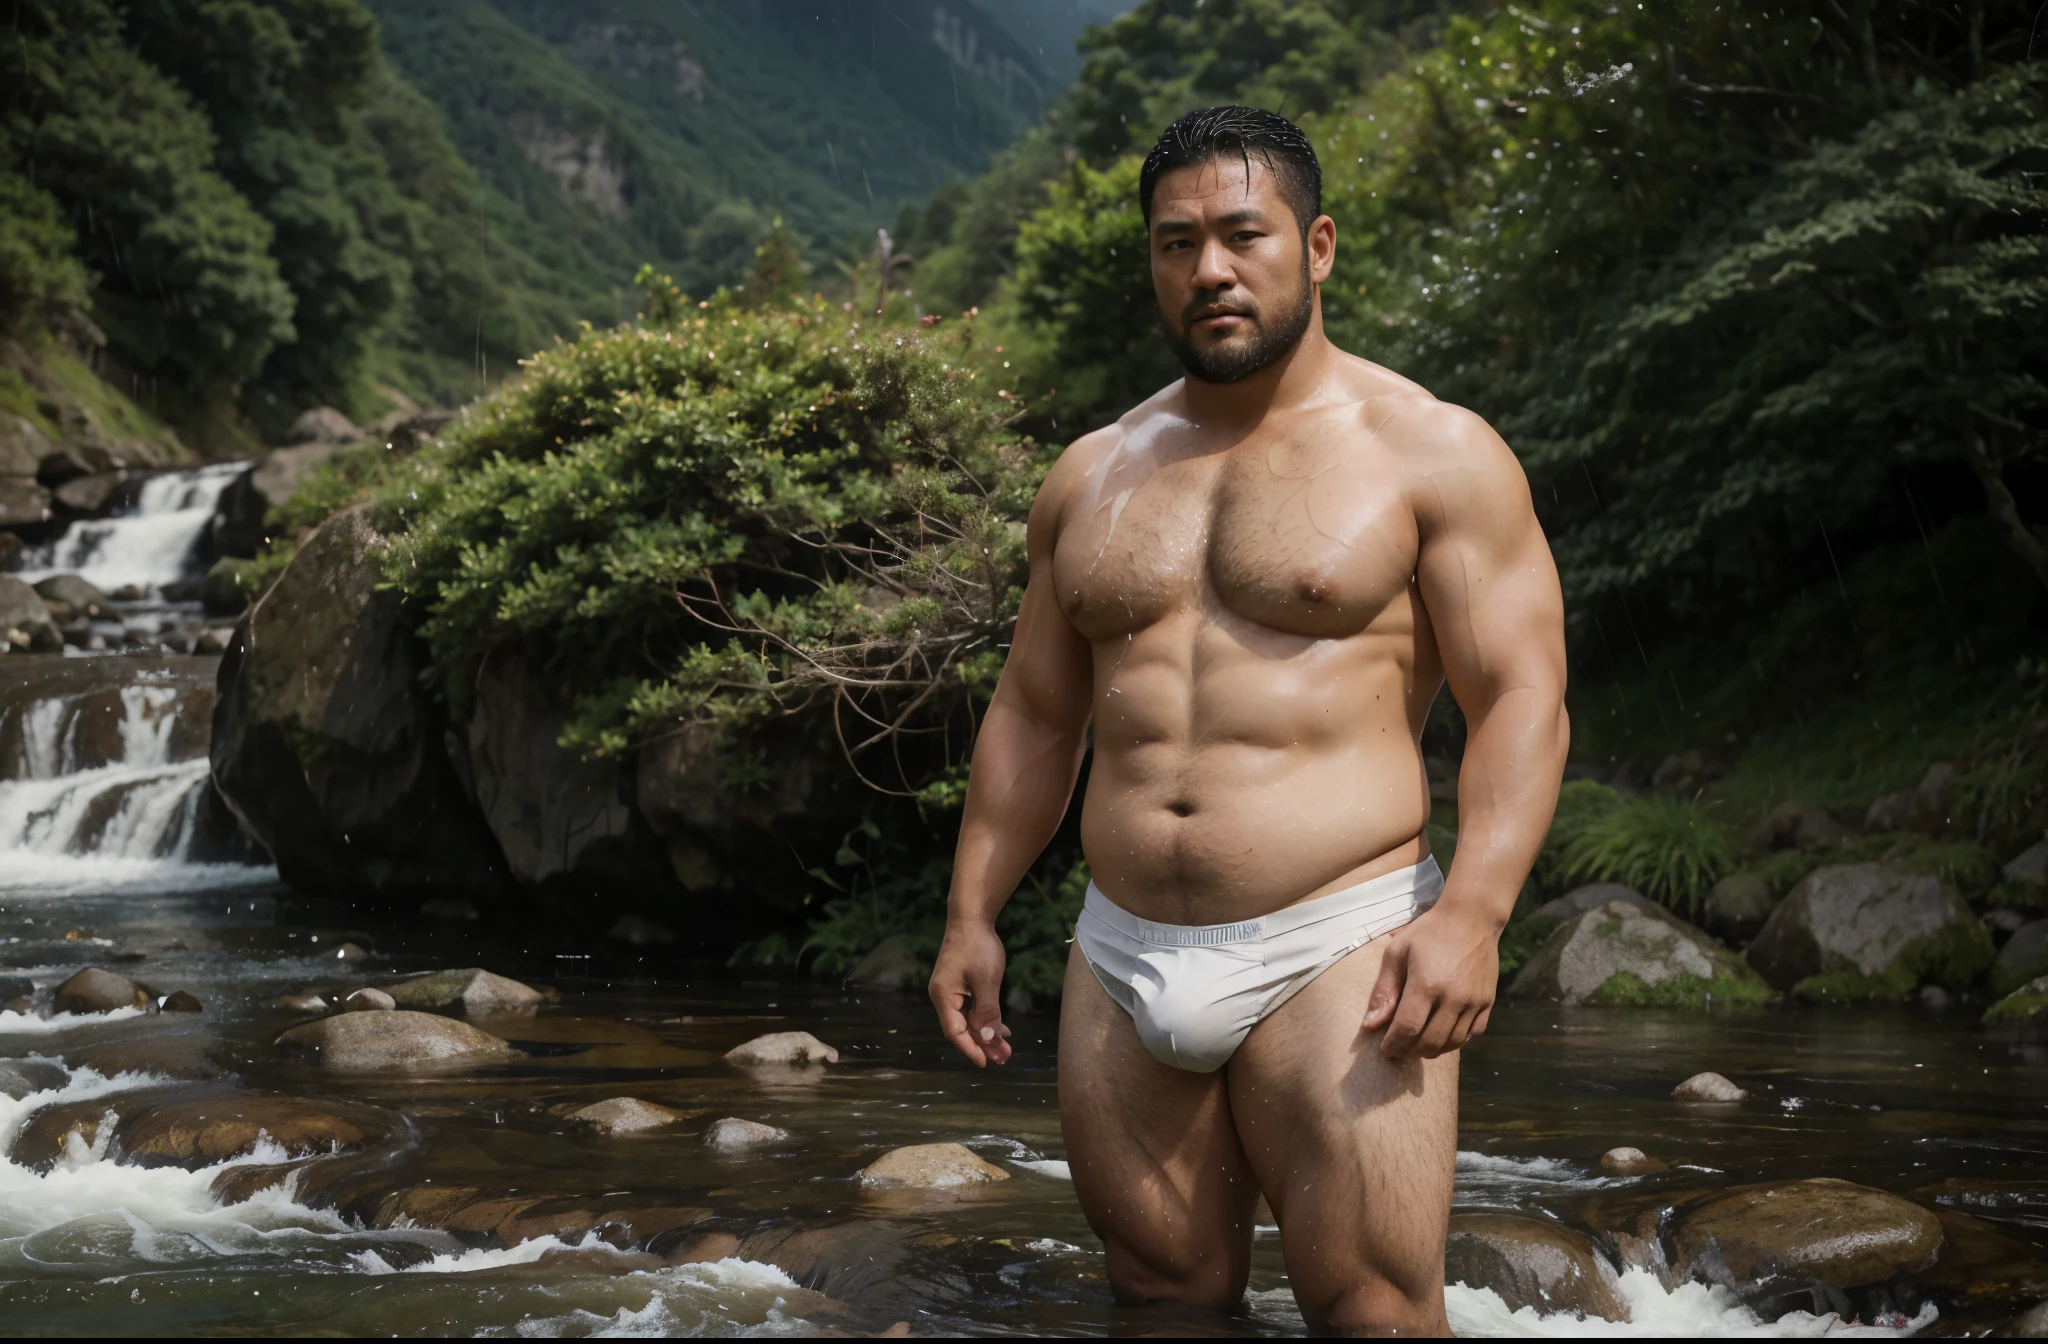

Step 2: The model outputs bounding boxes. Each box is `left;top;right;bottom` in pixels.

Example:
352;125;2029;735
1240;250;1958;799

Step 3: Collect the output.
931;154;1569;1334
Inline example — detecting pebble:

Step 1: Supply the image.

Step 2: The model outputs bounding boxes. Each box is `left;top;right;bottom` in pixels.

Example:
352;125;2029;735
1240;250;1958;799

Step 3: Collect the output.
273;992;328;1013
344;987;396;1012
569;1097;685;1136
704;1117;787;1151
724;1031;839;1066
1600;1146;1667;1175
858;1142;1009;1188
1672;1071;1748;1102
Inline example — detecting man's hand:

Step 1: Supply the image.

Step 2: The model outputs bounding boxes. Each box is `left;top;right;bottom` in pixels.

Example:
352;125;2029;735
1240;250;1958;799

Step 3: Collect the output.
929;921;1014;1067
1361;903;1502;1059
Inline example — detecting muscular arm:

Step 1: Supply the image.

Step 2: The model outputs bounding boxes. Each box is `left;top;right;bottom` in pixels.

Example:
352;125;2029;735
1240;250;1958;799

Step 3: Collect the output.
930;447;1095;1066
1366;403;1569;1058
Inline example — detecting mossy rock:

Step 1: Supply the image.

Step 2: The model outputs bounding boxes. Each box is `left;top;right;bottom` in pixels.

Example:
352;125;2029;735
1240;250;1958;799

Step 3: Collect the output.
1983;975;2048;1027
1749;862;1993;1002
1508;899;1768;1009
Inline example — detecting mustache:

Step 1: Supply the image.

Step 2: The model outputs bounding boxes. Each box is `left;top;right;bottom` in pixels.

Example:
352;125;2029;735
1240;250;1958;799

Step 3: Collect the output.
1181;291;1258;326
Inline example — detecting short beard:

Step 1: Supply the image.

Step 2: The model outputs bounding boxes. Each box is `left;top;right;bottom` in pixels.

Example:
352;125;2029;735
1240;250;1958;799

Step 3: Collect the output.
1162;256;1314;385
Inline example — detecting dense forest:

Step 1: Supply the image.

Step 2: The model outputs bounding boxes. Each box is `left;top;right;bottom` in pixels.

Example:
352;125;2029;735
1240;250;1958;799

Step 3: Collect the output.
4;0;2044;981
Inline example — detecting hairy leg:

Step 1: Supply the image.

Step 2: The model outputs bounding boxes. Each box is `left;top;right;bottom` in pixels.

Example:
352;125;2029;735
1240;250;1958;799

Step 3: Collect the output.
1228;937;1459;1337
1058;942;1260;1309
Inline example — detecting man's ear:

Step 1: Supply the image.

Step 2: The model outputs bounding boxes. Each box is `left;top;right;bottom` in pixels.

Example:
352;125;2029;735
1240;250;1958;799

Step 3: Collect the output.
1308;215;1336;284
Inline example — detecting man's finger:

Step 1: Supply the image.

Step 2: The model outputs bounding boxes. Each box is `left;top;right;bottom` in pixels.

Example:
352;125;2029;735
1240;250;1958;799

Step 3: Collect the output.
1414;998;1459;1058
965;977;1008;1063
1360;936;1408;1030
1443;1003;1481;1054
1470;1004;1493;1040
932;986;987;1067
1378;980;1433;1058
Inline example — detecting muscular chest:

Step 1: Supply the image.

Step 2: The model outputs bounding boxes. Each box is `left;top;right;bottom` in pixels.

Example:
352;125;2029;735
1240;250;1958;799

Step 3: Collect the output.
1052;437;1421;641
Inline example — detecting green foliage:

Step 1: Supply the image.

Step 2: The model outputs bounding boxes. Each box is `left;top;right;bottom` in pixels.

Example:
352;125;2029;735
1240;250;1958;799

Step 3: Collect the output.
0;171;88;334
1495;913;1556;978
1983;980;2048;1026
1594;966;1769;1010
377;284;1042;763
1555;793;1737;920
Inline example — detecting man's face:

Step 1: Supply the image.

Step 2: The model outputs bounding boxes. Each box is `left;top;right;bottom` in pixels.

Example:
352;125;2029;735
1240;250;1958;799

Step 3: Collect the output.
1148;154;1332;384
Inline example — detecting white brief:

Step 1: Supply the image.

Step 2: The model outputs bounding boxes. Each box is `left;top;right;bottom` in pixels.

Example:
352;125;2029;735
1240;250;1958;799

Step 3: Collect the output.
1073;856;1444;1073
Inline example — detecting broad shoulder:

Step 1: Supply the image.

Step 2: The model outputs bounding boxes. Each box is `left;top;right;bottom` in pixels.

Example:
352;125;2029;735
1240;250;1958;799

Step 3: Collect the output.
1346;381;1526;524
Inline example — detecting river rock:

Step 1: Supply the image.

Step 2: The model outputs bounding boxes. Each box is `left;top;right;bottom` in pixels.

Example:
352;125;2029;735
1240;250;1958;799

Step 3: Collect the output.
2006;839;2048;888
0;1058;67;1099
846;934;923;990
31;574;112;620
1531;883;1663;921
1747;801;1849;853
210;505;512;907
1;411;53;475
1701;873;1779;945
273;992;328;1013
1509;901;1767;1007
1992;920;2048;995
1987;908;2030;939
0;974;33;1005
52;967;150;1014
704;1117;786;1150
0;530;21;570
200;557;253;616
457;647;677;911
276;1009;518;1071
332;941;369;964
1984;975;2048;1027
0;574;61;652
1673;1071;1748;1102
570;1096;684;1135
1864;763;1957;835
383;968;544;1015
118;1092;395;1165
1601;1147;1667;1175
290;406;360;444
725;1031;839;1066
0;476;52;528
1994;1299;2048;1337
210;443;341;556
1670;1178;1943;1287
1746;862;1993;1001
344;987;396;1012
53;470;129;515
858;1142;1009;1188
1444;1211;1628;1321
159;990;203;1013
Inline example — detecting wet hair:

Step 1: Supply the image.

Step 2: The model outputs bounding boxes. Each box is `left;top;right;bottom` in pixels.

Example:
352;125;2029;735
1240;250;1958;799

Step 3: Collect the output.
1138;106;1323;232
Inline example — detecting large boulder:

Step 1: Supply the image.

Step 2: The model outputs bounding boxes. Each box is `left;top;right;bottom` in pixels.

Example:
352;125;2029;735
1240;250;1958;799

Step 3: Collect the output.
289;406;361;444
456;648;677;912
275;1009;518;1071
53;470;135;516
1669;1178;1943;1288
209;505;512;907
1746;862;1993;1001
1509;901;1768;1008
117;1092;397;1166
0;476;53;528
0;574;61;652
1444;1212;1628;1322
1993;921;2048;996
210;442;345;557
1531;883;1663;922
0;411;53;476
635;722;829;919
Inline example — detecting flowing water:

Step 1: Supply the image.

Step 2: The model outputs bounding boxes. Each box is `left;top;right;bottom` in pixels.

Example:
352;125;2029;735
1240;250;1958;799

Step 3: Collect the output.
1;543;2044;1335
17;463;244;601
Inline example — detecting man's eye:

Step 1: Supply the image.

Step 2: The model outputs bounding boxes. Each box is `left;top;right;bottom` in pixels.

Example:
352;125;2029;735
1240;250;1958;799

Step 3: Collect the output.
1233;232;1262;244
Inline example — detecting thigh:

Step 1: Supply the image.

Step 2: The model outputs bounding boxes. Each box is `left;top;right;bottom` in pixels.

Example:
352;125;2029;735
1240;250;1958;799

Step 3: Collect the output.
1058;942;1259;1308
1227;937;1458;1335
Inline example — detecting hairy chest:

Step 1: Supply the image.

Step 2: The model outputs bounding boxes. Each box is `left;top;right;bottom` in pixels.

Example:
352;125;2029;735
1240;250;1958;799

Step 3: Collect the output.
1052;436;1421;642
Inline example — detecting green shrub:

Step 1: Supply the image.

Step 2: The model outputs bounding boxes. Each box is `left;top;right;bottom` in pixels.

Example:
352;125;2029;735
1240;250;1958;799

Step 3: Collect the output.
1555;793;1738;921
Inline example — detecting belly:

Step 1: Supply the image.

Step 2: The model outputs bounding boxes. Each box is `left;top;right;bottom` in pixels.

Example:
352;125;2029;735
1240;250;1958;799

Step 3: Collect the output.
1080;617;1435;924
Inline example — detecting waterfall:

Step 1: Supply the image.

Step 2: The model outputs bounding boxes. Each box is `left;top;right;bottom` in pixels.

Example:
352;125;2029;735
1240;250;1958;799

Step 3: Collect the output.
0;660;272;892
16;463;244;596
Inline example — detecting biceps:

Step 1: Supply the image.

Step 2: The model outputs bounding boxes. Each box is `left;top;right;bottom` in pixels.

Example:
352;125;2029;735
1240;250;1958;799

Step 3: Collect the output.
993;576;1093;732
1420;526;1566;706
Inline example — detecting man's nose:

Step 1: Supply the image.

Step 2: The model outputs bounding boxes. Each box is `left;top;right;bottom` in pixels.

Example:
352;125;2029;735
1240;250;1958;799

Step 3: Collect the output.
1191;235;1236;292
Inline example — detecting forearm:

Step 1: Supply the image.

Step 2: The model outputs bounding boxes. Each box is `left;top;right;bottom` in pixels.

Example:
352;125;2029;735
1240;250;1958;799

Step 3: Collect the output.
947;697;1088;927
1441;684;1568;927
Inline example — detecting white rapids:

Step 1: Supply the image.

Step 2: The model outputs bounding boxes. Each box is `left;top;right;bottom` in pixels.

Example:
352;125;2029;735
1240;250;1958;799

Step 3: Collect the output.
15;463;243;598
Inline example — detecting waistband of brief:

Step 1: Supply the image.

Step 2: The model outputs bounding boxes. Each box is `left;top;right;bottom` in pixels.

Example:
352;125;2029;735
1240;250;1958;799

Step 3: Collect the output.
1080;854;1444;948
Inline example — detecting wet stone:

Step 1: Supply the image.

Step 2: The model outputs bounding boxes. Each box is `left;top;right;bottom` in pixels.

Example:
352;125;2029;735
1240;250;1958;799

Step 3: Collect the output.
858;1142;1009;1188
275;1009;518;1071
331;942;369;964
69;1034;226;1080
0;974;33;1004
1444;1211;1629;1323
1673;1071;1747;1103
159;990;203;1013
383;968;543;1016
569;1096;684;1135
344;987;395;1012
117;1092;397;1167
725;1030;839;1066
0;1058;67;1100
272;992;328;1013
704;1117;786;1151
1601;1146;1667;1175
1671;1178;1943;1288
51;967;151;1014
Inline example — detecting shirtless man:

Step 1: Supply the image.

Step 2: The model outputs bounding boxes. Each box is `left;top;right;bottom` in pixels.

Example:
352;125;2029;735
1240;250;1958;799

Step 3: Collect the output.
928;106;1568;1335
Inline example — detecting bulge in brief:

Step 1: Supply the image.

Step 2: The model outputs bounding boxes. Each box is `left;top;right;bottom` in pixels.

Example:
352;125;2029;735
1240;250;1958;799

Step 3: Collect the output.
1073;855;1444;1072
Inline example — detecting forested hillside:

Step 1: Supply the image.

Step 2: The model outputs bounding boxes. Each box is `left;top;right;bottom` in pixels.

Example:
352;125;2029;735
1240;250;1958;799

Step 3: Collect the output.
0;0;1109;441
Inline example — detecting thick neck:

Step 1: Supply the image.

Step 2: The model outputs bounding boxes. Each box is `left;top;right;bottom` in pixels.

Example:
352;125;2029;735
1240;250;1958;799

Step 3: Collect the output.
1177;291;1336;430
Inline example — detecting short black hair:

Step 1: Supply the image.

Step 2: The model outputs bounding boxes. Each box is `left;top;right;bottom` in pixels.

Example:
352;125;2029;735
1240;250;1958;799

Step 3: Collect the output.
1138;106;1322;232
